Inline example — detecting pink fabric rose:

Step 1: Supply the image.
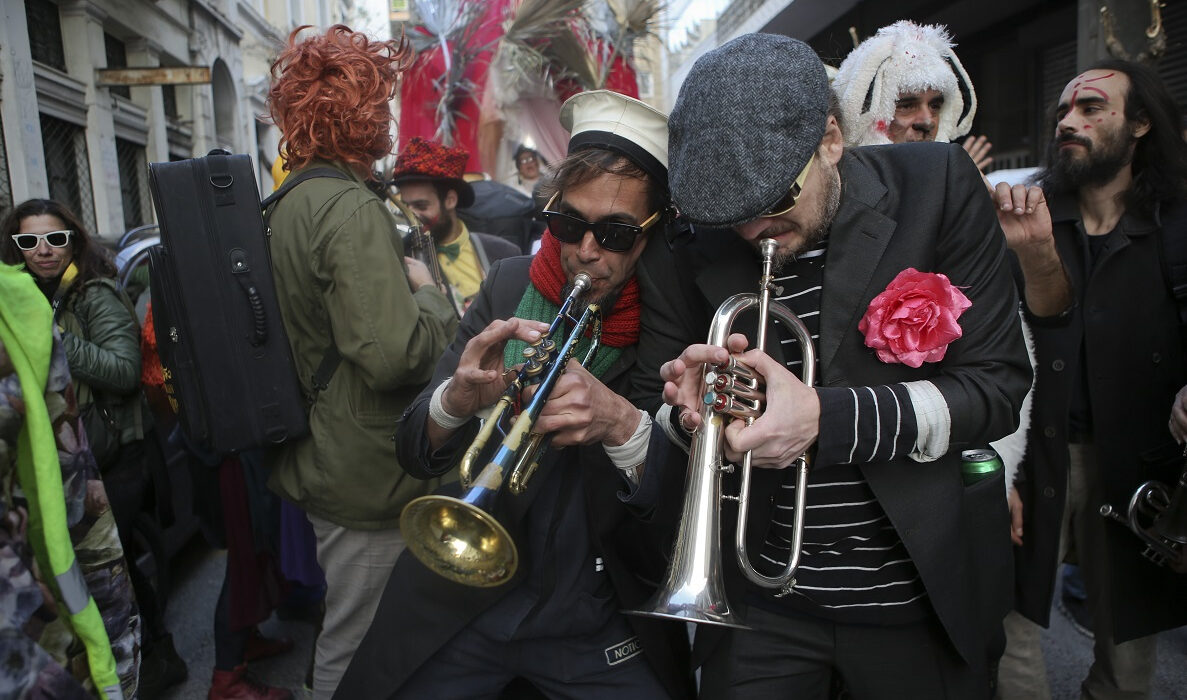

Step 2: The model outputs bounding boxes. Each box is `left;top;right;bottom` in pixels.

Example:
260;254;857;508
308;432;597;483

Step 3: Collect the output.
858;268;972;368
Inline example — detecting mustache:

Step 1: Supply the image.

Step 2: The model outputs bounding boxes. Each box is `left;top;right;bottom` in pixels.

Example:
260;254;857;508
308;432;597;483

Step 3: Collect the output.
1057;134;1092;149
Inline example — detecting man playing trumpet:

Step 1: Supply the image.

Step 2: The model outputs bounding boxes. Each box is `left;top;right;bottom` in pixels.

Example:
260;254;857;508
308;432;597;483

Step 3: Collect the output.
633;35;1032;699
334;90;694;699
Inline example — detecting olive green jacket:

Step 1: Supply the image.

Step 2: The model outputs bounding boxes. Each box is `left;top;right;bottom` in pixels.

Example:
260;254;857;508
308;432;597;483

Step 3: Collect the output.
57;276;144;447
265;160;458;529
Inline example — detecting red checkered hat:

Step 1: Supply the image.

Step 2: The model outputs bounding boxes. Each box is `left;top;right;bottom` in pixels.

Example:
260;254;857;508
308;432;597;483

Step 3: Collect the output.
391;137;475;207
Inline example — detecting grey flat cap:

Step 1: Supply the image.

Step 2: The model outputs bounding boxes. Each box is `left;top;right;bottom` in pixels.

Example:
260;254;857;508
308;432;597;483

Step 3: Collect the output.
669;33;830;228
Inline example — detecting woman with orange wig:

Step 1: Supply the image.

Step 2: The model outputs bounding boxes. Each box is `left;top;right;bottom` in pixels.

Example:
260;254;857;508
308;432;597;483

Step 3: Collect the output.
262;25;458;700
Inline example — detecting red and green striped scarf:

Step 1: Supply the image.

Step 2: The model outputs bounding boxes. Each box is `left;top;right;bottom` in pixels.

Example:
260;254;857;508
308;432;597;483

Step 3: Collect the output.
503;233;640;378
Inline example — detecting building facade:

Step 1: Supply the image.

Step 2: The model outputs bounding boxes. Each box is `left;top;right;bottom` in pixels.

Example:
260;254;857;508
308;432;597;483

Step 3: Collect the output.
0;0;362;241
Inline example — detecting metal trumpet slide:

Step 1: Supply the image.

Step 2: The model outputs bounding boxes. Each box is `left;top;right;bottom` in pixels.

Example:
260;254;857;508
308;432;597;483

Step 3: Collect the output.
628;239;815;627
1100;463;1187;573
400;273;602;587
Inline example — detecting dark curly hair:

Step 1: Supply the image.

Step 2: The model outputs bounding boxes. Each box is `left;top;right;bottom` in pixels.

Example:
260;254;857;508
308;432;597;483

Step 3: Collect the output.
0;198;115;288
267;25;413;178
539;149;668;216
1039;59;1187;216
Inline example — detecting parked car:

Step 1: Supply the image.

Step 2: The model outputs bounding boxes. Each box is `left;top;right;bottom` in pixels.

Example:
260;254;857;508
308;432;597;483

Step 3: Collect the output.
113;228;202;601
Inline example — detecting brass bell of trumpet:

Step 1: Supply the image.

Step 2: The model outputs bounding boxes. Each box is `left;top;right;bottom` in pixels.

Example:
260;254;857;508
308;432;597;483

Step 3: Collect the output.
628;239;816;628
400;273;603;587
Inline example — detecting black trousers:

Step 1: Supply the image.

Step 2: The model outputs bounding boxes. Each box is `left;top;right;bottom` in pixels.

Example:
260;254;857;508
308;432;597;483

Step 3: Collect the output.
394;613;667;700
699;606;987;700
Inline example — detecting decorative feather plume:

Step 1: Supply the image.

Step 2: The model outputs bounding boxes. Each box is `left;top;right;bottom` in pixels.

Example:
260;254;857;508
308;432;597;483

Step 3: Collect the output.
412;0;497;145
494;0;586;102
585;0;661;88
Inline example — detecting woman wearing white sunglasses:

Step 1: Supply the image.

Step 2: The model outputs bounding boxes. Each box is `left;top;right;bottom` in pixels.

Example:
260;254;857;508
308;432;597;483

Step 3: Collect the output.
1;198;187;693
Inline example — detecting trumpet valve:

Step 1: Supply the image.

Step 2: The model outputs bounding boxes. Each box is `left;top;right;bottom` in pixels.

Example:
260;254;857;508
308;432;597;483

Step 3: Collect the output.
709;392;761;420
522;347;547;377
714;356;756;381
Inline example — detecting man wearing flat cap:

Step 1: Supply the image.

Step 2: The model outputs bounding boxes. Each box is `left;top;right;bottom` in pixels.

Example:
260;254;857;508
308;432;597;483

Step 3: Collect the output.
335;90;694;699
393;137;520;313
633;33;1031;698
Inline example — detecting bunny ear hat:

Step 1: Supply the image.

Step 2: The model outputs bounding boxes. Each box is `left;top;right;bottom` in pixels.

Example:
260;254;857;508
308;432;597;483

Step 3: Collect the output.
832;20;977;147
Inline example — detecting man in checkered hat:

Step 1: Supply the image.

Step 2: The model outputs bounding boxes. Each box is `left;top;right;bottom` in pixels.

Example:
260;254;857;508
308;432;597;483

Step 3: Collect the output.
633;33;1032;698
393;138;520;314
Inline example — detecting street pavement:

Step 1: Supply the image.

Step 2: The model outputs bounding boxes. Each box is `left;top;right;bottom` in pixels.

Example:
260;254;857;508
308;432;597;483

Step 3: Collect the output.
157;541;1187;700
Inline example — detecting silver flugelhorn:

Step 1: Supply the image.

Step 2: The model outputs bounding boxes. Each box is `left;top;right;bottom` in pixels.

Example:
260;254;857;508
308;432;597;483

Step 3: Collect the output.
628;239;815;628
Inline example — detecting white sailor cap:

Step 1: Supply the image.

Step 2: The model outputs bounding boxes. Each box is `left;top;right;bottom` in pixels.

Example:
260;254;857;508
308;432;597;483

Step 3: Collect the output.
560;90;669;186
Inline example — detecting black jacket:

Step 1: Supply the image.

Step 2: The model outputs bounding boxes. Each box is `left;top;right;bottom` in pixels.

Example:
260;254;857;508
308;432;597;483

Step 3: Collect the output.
1012;195;1187;641
632;143;1031;676
336;257;695;700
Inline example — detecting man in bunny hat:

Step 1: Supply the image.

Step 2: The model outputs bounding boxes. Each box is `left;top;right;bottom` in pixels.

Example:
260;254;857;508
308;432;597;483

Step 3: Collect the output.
833;20;979;148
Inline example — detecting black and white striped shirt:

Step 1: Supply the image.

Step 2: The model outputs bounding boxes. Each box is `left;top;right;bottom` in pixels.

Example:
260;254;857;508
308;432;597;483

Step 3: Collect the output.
751;239;929;624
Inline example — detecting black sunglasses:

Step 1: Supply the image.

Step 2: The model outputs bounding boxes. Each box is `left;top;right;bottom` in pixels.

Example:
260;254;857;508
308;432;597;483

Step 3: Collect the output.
541;193;661;253
759;154;815;218
12;230;74;251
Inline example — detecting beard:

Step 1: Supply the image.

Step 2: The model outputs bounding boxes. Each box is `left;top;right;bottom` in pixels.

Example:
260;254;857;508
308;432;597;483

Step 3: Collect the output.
429;213;455;244
1041;124;1134;193
561;279;623;318
769;161;842;270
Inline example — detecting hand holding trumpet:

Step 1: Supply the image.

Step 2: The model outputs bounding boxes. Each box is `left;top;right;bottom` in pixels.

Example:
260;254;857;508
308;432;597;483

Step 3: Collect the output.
723;346;819;467
661;332;819;468
428;317;550;449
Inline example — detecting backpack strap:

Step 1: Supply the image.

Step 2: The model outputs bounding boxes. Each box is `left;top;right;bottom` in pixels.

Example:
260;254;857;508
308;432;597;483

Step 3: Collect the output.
1157;199;1187;328
260;166;351;211
260;166;351;399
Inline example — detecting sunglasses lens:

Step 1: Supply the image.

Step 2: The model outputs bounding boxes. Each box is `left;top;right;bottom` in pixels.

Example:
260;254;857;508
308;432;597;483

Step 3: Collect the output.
546;213;586;243
13;235;38;250
46;232;70;247
763;190;797;217
596;223;638;253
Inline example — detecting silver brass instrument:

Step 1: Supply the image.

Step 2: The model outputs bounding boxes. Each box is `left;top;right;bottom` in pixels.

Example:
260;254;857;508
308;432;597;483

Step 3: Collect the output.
629;239;816;628
1100;462;1187;573
400;273;602;587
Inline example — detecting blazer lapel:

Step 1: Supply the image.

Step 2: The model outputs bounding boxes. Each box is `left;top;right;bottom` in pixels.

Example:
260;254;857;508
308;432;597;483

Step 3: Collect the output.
819;154;897;376
690;233;794;364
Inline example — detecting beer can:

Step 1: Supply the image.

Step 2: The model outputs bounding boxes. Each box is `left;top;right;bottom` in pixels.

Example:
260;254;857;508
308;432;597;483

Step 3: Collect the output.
960;448;1003;485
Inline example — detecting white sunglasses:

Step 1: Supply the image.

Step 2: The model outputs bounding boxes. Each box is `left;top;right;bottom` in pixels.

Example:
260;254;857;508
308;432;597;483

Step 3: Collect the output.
12;230;74;251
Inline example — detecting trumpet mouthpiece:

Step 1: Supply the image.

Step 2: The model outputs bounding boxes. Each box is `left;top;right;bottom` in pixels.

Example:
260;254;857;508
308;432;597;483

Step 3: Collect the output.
572;273;593;295
760;238;778;259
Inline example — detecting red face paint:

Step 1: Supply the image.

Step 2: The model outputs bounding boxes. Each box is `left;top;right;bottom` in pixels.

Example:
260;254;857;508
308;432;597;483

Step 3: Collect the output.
1083;86;1108;100
1083;73;1115;83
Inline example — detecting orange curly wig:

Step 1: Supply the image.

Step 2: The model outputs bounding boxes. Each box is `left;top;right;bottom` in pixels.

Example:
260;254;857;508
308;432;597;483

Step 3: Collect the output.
268;25;412;177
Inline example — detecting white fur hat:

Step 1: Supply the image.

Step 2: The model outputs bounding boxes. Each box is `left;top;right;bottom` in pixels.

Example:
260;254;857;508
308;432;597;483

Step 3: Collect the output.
833;21;977;147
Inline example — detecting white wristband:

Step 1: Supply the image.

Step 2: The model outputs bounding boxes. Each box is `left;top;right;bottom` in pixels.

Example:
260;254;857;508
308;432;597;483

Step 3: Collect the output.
604;409;652;477
429;378;469;430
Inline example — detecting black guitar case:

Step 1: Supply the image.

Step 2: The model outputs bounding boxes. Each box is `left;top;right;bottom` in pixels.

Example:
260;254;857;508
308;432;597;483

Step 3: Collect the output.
147;150;345;455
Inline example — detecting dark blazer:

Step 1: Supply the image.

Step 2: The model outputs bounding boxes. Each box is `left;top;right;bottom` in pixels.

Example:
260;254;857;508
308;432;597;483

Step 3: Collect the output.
470;230;523;271
631;143;1032;676
335;257;695;700
1013;196;1187;641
